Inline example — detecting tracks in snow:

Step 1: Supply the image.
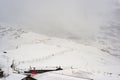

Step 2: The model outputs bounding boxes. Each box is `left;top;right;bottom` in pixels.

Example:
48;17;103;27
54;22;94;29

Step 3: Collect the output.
15;48;75;67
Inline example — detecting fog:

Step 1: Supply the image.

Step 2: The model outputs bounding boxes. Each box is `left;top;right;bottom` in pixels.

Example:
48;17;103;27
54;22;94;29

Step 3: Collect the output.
0;0;118;39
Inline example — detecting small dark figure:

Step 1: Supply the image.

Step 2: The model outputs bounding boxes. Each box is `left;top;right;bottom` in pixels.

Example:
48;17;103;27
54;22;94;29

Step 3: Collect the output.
10;61;15;70
3;51;7;53
10;64;14;68
22;75;37;80
0;69;4;78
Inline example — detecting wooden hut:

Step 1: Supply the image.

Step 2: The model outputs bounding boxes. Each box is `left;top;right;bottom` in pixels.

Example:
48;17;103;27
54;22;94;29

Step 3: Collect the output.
24;67;63;74
21;75;37;80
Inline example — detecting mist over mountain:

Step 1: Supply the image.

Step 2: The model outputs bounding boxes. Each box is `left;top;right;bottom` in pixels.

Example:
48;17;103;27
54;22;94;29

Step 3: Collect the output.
0;1;120;80
0;0;120;56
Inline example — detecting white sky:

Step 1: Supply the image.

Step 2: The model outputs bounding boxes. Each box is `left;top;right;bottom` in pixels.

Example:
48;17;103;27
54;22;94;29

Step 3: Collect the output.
0;0;118;38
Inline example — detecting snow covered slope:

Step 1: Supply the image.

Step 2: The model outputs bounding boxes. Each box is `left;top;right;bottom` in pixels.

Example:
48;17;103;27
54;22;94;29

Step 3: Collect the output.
5;32;120;80
0;24;50;51
0;25;26;51
0;25;120;80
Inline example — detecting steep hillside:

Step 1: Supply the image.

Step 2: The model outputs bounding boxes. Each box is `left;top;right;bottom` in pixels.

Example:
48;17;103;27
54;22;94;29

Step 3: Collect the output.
6;33;120;80
0;25;120;80
0;24;50;51
0;25;25;51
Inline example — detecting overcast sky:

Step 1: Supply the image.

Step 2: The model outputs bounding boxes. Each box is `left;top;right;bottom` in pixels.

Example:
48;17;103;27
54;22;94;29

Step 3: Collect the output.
0;0;118;39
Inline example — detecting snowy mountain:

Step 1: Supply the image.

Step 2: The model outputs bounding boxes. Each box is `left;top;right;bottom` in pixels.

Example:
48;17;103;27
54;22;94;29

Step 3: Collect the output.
0;25;120;80
0;24;26;51
0;0;120;58
0;0;120;79
97;25;120;57
0;24;51;51
6;38;120;80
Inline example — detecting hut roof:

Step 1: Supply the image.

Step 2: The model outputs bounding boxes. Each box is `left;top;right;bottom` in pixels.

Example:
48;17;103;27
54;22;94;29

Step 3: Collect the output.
21;75;37;80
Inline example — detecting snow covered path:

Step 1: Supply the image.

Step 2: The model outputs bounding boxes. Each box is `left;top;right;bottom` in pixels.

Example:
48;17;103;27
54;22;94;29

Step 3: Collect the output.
35;72;89;80
4;72;91;80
